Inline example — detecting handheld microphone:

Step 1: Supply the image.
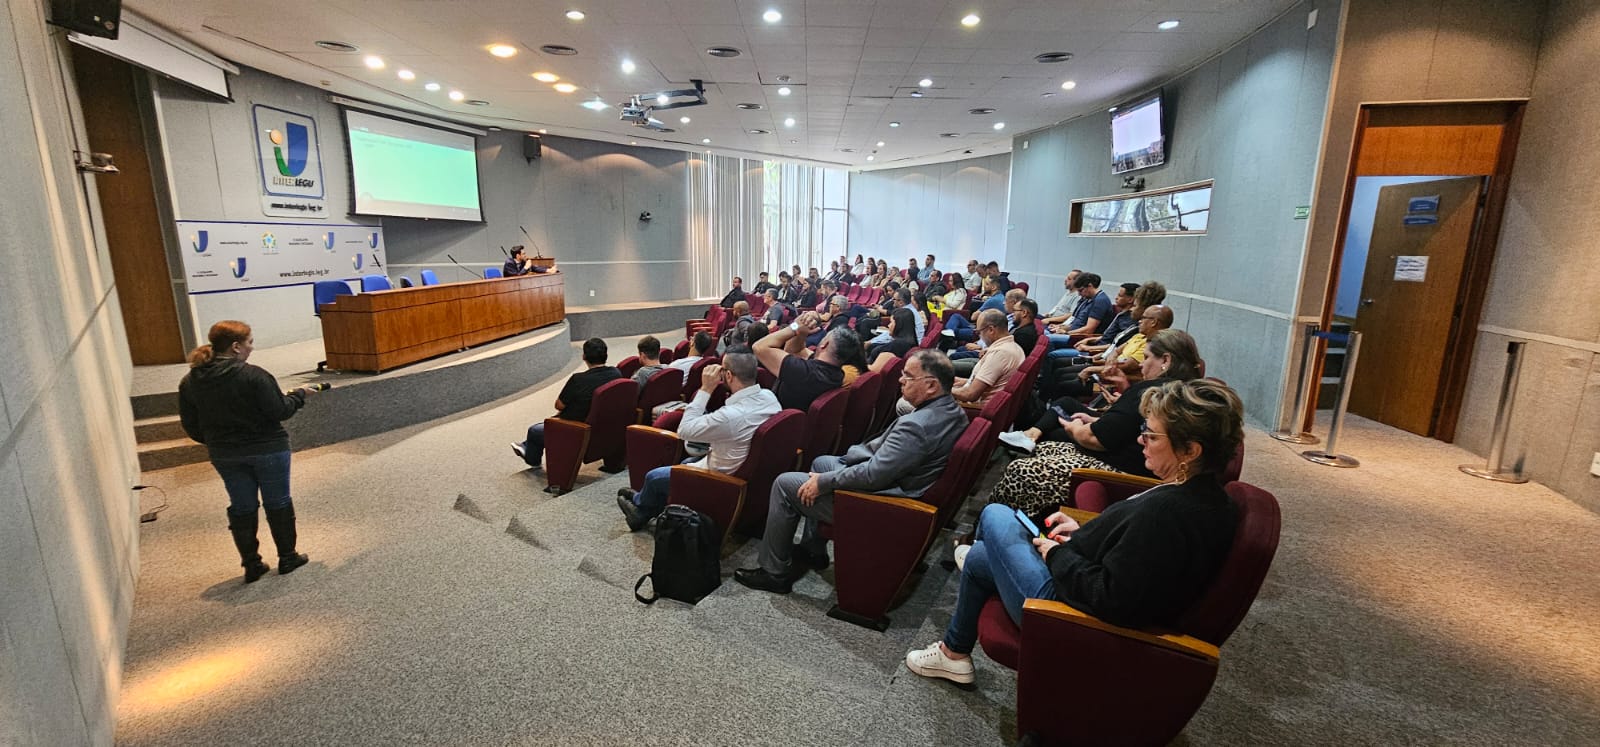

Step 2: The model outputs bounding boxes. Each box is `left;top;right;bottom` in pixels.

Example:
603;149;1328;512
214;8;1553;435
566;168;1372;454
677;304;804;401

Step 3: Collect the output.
446;253;476;280
288;382;331;395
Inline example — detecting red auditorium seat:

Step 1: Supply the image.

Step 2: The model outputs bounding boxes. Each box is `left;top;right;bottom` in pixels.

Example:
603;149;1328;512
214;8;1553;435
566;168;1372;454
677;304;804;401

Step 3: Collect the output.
800;387;850;467
872;356;906;437
542;379;639;495
666;409;807;540
756;366;777;391
617;355;642;379
822;417;991;630
673;338;691;361
918;316;944;349
686;306;725;340
623;423;685;492
681;355;721;400
1015;281;1029;295
836;371;882;452
976;480;1281;747
1067;443;1244;512
658;348;674;365
635;368;686;424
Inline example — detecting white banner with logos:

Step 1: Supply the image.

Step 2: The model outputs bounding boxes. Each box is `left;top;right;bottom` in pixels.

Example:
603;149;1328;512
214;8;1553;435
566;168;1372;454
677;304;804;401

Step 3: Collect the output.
252;104;328;219
177;220;386;294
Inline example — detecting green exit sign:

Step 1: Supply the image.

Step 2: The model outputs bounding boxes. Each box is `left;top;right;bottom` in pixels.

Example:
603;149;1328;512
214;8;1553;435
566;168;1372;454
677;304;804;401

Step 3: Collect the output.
1294;206;1311;219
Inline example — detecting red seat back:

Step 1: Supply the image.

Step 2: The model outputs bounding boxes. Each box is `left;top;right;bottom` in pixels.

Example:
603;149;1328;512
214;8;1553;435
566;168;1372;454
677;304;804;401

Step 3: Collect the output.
756;366;777;390
873;356;906;433
682;355;720;399
583;378;640;461
837;371;883;450
801;386;851;467
919;417;991;529
617;355;642;378
706;382;731;411
1173;482;1282;645
732;409;808;536
918;316;944;349
673;339;691;360
637;367;686;418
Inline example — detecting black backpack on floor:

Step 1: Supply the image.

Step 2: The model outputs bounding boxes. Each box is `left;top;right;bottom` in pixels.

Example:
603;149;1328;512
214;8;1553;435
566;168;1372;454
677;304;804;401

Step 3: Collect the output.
634;505;721;605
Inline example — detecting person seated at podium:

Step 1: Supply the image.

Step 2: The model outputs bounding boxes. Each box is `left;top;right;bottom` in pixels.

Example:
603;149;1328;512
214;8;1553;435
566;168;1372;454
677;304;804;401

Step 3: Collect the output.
503;246;535;277
512;338;622;471
616;349;780;531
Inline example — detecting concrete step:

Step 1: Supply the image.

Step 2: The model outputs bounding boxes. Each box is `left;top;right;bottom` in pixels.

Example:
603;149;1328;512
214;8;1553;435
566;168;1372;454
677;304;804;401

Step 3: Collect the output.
138;437;208;472
131;392;180;420
134;415;187;444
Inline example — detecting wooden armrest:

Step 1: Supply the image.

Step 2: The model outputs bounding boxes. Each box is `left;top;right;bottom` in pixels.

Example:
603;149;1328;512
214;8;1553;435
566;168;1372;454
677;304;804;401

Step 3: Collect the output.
672;465;745;489
1022;599;1219;663
626;425;677;439
1071;468;1160;490
1058;507;1100;526
834;490;938;516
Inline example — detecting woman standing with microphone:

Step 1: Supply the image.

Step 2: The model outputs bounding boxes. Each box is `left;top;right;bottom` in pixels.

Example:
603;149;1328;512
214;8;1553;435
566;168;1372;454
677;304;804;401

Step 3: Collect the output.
179;320;319;583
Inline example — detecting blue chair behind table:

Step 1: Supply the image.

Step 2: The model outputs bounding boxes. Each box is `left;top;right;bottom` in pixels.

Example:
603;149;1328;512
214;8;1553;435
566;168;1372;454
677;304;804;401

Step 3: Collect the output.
420;269;440;286
312;280;353;316
399;276;415;288
483;267;503;279
361;274;392;292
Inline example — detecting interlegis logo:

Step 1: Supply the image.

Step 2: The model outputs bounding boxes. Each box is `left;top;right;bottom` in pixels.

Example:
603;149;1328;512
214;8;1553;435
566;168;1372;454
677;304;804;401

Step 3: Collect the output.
190;230;209;253
230;257;248;279
323;231;336;250
270;123;310;177
352;253;364;271
368;232;379;249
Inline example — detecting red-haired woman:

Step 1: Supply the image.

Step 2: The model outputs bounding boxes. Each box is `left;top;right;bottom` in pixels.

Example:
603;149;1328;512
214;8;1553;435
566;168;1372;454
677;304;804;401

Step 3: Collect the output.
179;320;319;583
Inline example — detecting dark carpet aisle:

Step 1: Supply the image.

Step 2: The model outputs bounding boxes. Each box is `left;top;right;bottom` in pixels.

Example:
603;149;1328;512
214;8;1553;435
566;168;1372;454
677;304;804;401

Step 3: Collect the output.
116;332;1600;745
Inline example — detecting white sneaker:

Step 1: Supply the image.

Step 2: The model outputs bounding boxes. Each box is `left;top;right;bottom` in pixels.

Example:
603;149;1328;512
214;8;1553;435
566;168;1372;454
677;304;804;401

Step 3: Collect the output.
997;430;1036;454
940;328;956;338
905;641;976;685
953;543;971;572
511;442;527;459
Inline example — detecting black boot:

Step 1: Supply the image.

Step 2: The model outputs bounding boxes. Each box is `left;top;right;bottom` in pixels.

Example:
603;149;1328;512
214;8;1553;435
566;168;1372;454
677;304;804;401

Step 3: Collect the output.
228;512;271;583
264;506;310;575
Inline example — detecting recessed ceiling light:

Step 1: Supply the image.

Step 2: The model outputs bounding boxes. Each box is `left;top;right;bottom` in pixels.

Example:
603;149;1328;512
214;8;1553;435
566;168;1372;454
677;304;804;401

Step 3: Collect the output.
448;90;464;101
867;155;875;161
315;40;359;52
736;102;764;110
424;82;441;92
918;77;933;87
960;13;980;27
1033;52;1074;64
1158;19;1180;30
397;69;415;81
940;132;961;138
889;121;900;127
566;10;586;21
581;98;608;110
702;138;711;143
789;139;797;143
679;116;691;124
488;126;501;131
553;82;578;93
763;9;782;23
467;99;490;106
630;141;637;145
876;141;885;147
784;117;796;127
748;129;770;134
968;107;995;115
1061;80;1077;90
910;90;924;98
620;59;635;73
993;122;1005;130
488;44;518;58
363;55;385;70
706;46;742;58
539;128;548;133
777;86;791;96
532;71;559;83
656;94;669;105
540;45;579;56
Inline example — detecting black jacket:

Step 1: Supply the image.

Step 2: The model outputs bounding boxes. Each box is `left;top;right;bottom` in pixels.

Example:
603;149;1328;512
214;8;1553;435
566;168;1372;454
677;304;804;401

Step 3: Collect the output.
179;357;305;458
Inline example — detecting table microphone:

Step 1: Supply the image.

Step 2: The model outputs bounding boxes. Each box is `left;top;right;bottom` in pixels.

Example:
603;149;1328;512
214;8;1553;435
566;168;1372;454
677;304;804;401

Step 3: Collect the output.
446;253;475;279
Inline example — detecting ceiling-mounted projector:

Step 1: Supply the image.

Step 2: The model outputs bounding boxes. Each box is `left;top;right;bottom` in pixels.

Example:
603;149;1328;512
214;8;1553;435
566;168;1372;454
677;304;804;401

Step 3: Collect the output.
620;79;707;133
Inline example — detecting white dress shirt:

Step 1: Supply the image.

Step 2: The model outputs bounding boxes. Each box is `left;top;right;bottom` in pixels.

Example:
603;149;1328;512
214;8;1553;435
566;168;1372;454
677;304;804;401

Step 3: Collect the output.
678;384;782;473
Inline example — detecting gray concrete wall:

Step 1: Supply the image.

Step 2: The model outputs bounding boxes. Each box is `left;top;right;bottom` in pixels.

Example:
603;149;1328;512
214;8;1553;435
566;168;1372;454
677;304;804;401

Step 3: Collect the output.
0;1;142;743
847;152;1011;269
1005;0;1340;425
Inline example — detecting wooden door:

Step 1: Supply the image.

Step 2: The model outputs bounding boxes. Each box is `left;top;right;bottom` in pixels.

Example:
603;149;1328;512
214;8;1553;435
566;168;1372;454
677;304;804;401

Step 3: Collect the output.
1347;177;1483;436
72;49;186;364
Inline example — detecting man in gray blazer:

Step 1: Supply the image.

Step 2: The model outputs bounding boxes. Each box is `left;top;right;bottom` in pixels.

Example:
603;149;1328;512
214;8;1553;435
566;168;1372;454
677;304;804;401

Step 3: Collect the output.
735;349;969;594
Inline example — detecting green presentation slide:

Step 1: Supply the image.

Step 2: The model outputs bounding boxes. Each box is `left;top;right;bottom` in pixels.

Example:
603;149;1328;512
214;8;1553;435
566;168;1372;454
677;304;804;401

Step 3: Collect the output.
349;129;480;209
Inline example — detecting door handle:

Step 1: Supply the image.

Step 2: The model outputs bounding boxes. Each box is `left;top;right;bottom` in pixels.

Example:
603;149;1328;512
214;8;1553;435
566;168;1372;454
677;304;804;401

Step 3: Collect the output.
1362;298;1375;306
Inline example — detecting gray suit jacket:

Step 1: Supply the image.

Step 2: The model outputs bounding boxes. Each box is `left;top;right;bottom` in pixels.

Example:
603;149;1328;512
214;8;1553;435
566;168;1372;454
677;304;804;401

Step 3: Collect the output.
815;394;968;498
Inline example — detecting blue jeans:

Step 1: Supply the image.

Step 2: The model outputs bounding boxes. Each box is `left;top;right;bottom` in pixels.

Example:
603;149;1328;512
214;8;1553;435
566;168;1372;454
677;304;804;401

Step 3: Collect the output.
522;422;547;467
943;503;1057;654
1047;333;1078;350
211;451;293;517
632;464;676;518
945;313;976;342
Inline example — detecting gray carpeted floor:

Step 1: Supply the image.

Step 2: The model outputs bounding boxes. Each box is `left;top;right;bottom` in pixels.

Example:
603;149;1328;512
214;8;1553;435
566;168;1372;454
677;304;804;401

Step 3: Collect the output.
117;331;1600;745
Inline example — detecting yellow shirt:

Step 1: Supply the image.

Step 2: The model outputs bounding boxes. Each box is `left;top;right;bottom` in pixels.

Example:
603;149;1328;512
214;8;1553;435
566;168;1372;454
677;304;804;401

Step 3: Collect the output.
1116;333;1148;363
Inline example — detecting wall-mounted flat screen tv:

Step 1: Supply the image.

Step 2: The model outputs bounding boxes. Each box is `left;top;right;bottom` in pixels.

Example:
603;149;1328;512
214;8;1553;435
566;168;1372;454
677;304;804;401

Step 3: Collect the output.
1110;92;1166;175
344;109;484;222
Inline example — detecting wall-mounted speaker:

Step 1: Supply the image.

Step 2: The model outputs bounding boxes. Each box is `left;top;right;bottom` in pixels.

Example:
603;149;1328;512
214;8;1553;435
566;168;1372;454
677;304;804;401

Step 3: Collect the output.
524;134;542;163
49;0;122;39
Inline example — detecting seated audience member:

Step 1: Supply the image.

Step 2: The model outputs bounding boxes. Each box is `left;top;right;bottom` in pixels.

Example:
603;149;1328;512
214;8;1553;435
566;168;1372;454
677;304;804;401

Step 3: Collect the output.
919;254;938;284
1041;270;1084;328
513;338;622;470
752;271;775;294
986;261;1012;293
1062;272;1114;336
735;350;969;593
947;309;1024;405
873;260;893;289
761;289;787;325
943;271;968;311
964;260;984;293
616;349;781;531
905;378;1245;686
723;301;756;349
808;267;821;286
867;308;920;372
755;312;849;411
1045;304;1172;401
906;257;921;284
853;254;868;277
806;295;853;347
1011;298;1040;355
776;273;798;304
1071;283;1139;354
945;283;1016;343
797;277;818;310
991;330;1204;516
734;320;770;349
1041;282;1166;398
670;332;715;373
631;336;666;387
718;276;746;308
502;246;535;277
824;261;843;284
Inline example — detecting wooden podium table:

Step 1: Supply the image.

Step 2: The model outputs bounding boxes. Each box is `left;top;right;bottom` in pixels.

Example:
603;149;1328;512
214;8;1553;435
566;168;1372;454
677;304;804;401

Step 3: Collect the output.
318;272;565;372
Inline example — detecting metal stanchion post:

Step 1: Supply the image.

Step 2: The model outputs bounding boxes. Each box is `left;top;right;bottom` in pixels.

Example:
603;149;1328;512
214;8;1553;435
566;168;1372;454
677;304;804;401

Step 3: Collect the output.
1272;322;1322;445
1460;341;1531;483
1301;331;1362;468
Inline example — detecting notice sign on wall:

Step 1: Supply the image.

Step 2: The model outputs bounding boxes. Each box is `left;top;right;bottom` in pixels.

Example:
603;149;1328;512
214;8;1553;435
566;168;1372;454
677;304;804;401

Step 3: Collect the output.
177;220;385;294
252;104;328;219
1394;255;1429;283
